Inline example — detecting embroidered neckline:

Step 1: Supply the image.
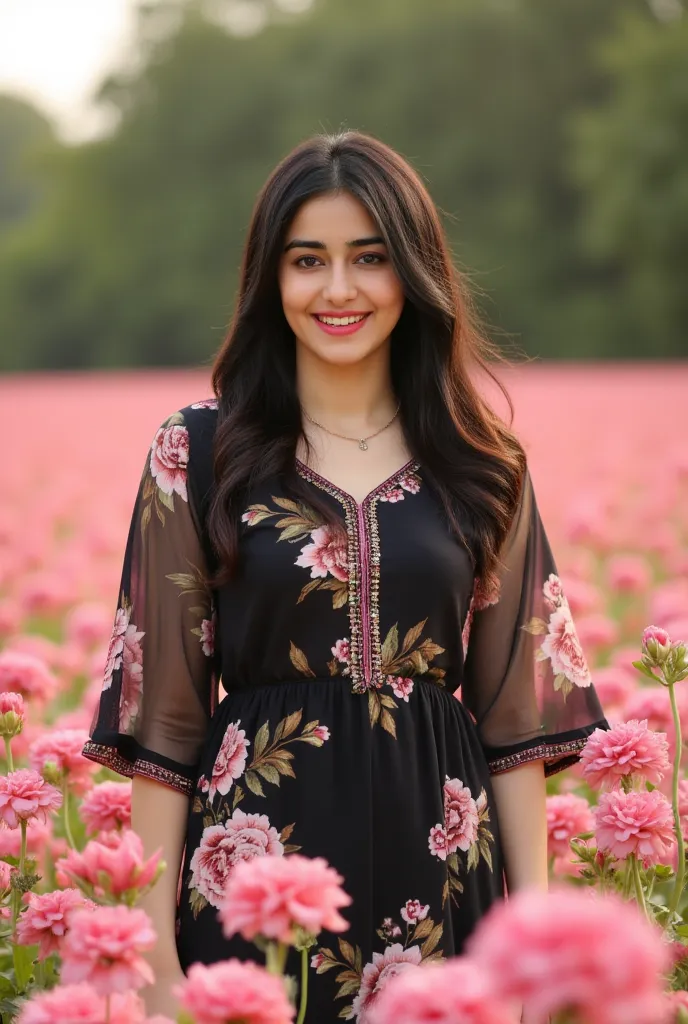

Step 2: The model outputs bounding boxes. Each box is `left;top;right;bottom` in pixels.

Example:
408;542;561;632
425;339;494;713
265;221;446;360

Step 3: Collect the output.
295;458;419;509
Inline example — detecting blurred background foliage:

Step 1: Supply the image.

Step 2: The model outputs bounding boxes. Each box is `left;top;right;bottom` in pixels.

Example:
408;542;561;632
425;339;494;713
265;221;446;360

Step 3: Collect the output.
0;0;686;370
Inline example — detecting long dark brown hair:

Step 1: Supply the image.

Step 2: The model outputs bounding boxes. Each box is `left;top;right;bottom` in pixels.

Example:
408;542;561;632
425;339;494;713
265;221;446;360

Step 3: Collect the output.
208;130;526;591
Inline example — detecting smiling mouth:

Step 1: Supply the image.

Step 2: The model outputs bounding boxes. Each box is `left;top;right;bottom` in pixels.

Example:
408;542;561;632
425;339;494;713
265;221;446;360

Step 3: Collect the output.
313;313;371;326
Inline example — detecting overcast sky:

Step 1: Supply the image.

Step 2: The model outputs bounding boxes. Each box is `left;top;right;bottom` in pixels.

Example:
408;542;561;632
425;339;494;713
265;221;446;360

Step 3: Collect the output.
0;0;138;141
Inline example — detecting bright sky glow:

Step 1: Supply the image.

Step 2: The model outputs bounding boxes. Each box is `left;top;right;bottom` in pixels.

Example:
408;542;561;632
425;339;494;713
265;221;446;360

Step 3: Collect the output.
0;0;138;141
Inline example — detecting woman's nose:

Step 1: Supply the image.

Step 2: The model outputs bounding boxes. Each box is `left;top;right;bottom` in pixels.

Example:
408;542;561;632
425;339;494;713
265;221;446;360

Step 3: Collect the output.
321;263;357;304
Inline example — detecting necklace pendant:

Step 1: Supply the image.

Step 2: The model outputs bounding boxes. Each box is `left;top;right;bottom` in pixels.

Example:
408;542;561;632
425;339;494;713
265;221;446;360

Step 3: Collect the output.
358;439;369;451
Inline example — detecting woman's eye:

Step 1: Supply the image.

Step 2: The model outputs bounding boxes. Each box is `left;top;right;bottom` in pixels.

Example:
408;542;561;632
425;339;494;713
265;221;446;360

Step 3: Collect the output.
295;255;321;268
357;253;385;265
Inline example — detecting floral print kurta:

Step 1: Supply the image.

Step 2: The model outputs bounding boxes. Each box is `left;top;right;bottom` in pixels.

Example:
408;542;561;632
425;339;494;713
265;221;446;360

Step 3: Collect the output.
84;402;608;1023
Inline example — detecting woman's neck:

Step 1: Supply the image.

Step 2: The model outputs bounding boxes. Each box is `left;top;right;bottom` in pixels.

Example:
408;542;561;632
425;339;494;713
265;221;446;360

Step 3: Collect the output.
295;343;397;432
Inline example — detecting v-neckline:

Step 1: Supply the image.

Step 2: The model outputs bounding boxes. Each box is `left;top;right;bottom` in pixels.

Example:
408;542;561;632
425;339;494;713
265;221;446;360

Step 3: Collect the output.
295;457;419;508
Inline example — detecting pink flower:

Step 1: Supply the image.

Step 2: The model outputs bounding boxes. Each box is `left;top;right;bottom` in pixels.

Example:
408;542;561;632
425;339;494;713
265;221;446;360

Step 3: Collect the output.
594;789;675;867
643;625;671;648
119;620;144;732
379;487;405;503
313;725;330;741
546;794;594;859
543;573;565;609
29;728;95;793
580;720;671;789
427;824;448;860
199;616;215;657
219;853;351;943
80;782;131;834
295;525;348;582
607;555;651;594
17;888;90;959
0;691;25;737
666;990;688;1020
191;399;218;410
189;808;284;909
443;776;479;854
540;603;592;688
0;769;62;828
0;860;12;891
332;638;350;664
242;509;263;525
149;424;189;501
102;607;129;690
352;944;423;1023
642;624;673;666
591;666;635;711
311;952;325;969
0;651;56;703
389;677;414;702
367;957;517;1024
58;830;163;901
61;905;156;995
17;983;105;1024
174;960;294;1024
209;721;249;801
467;887;670;1024
65;603;113;650
399;473;421;495
400;900;429;925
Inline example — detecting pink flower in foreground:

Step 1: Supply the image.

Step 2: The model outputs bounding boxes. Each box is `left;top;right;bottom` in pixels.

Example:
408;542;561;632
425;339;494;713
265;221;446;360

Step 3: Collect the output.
150;424;189;501
295;525;348;582
61;905;156;995
174;960;294;1024
0;769;62;828
58;830;163;902
80;782;131;834
546;794;594;859
17;984;150;1024
0;651;57;703
220;853;351;943
209;720;250;801
467;888;670;1024
17;888;91;959
29;728;95;793
352;944;423;1023
367;956;517;1024
594;789;675;867
580;720;671;790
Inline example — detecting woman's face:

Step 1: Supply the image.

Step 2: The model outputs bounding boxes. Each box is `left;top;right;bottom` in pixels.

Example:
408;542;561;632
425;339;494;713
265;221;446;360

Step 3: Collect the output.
278;191;405;368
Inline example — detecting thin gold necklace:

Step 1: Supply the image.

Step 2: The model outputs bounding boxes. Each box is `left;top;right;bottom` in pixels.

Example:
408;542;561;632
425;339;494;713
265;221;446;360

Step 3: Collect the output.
302;402;401;451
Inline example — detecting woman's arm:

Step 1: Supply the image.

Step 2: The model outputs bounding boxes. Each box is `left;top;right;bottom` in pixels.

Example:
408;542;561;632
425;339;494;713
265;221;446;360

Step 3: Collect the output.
132;775;189;1014
490;760;548;893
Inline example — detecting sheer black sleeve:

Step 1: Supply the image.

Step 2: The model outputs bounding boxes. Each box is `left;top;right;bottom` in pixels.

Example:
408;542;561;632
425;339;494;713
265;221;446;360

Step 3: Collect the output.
83;410;217;796
462;468;609;777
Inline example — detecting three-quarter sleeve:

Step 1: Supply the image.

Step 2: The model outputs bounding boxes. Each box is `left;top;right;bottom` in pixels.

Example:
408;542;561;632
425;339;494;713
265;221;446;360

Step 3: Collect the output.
461;468;608;777
83;411;217;796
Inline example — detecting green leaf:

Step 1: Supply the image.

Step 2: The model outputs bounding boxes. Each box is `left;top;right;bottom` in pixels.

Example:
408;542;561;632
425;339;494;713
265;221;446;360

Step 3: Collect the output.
274;709;303;743
401;619;427;654
522;617;548;635
255;763;280;786
253;721;270;760
418;639;445;660
380;708;397;738
189;888;209;919
337;978;361;998
290;642;315;677
297;579;322;604
280;822;296;842
277;522;312;543
408;650;429;675
338;938;357;967
192;796;203;814
368;690;381;727
381;623;399;664
272;495;305;514
140;502;152;534
245;771;265;797
157;487;175;512
420;923;443;958
12;942;36;993
412;916;434;941
232;785;244;809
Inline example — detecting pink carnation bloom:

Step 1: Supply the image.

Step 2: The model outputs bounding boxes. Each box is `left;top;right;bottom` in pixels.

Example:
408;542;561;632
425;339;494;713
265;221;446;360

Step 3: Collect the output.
0;651;57;703
79;782;131;834
580;720;671;790
220;853;351;944
467;887;670;1024
352;944;423;1022
546;794;594;859
17;984;151;1024
209;720;250;801
295;525;348;582
594;789;675;867
150;424;189;501
367;956;517;1024
60;905;156;995
17;888;90;959
58;830;162;901
29;728;95;794
175;960;294;1024
0;769;62;828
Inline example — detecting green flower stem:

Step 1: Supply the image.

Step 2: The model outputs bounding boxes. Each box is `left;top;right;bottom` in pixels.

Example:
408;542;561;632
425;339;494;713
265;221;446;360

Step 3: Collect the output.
622;859;633;900
11;821;27;938
62;778;76;850
669;680;686;918
265;940;289;976
631;854;649;922
296;947;309;1024
4;736;13;773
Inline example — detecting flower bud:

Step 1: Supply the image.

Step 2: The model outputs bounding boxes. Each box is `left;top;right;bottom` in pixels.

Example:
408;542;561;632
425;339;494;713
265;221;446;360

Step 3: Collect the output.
641;625;672;667
0;692;25;738
41;760;63;787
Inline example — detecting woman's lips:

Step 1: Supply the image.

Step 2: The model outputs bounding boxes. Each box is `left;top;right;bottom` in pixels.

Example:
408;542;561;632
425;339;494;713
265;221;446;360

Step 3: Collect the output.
311;313;371;336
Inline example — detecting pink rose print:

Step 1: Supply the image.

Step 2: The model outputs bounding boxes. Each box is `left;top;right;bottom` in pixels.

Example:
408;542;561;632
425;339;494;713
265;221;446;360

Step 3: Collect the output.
389;677;414;702
428;824;448;860
199;616;215;657
540;603;592;689
150;424;189;501
379;487;404;503
444;776;479;854
379;917;402;941
118;619;144;733
379;472;421;503
311;952;325;969
295;525;348;582
401;900;429;925
352;943;422;1022
543;573;565;610
103;607;129;690
313;725;330;741
189;808;284;909
332;639;350;664
241;509;263;525
209;721;250;801
190;399;218;410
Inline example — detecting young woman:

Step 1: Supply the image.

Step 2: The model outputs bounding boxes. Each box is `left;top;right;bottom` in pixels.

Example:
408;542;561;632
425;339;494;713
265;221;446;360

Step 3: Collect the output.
83;131;608;1021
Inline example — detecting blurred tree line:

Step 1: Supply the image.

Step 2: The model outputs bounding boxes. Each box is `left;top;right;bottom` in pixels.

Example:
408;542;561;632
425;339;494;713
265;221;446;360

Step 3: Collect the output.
0;0;686;370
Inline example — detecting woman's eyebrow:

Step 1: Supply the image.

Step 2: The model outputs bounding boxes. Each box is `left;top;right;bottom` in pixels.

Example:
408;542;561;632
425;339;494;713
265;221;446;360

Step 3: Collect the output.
283;235;385;252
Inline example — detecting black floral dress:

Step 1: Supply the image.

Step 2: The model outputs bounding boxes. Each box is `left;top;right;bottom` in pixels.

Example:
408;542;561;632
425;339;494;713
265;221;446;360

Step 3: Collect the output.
84;401;608;1023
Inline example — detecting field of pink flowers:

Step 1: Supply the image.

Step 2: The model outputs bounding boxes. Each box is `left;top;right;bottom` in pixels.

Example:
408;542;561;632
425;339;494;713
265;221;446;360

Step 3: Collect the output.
0;363;687;1024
